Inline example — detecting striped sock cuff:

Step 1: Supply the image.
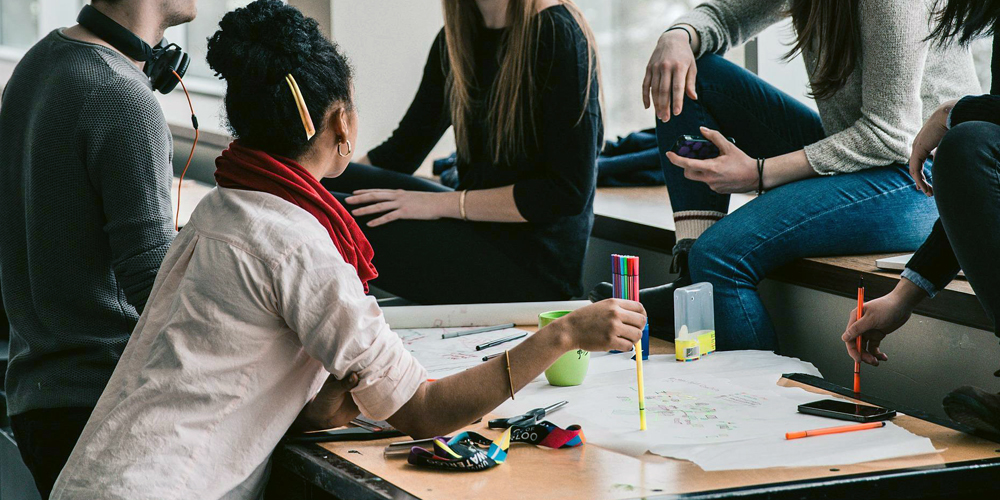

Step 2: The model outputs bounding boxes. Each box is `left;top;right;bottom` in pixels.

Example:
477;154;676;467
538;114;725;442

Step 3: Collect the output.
674;211;726;241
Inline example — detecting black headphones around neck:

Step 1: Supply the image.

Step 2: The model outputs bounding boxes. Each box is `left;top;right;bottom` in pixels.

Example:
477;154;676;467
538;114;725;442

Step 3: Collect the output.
77;4;190;94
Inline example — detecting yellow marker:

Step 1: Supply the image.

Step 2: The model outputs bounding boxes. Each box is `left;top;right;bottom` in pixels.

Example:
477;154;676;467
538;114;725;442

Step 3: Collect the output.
635;341;647;430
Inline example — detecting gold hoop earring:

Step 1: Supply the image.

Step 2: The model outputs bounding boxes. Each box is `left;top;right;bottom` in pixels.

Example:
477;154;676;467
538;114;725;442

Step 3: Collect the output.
337;139;353;158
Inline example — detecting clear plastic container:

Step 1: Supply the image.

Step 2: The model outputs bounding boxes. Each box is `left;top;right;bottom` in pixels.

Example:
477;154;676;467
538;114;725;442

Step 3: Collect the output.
674;282;716;362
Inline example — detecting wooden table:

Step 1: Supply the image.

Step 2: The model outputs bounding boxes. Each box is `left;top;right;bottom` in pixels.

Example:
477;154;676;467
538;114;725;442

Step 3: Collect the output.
267;336;1000;499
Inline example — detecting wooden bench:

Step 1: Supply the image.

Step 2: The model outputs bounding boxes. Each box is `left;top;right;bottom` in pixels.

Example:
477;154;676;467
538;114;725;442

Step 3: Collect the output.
592;186;990;332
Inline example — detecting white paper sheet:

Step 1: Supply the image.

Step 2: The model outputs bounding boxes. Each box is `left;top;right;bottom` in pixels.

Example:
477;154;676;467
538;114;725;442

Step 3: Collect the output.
382;301;590;329
395;327;531;377
493;351;940;471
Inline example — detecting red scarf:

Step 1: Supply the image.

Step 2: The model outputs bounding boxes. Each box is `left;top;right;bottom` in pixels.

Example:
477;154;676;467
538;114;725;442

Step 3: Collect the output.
215;141;377;292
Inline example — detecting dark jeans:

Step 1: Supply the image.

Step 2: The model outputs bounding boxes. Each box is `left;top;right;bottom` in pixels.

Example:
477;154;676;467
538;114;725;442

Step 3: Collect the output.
933;121;1000;332
322;163;565;305
656;55;939;350
10;407;94;499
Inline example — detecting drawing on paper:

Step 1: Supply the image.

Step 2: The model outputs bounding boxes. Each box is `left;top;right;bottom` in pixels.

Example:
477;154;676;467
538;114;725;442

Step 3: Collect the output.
593;377;778;442
394;327;530;377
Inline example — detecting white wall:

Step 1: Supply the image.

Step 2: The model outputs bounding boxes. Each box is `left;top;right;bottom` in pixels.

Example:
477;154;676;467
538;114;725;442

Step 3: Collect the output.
331;0;454;161
756;19;814;111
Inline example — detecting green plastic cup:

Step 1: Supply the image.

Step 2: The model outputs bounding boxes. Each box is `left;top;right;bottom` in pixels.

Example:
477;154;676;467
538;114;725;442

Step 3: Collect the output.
540;310;590;386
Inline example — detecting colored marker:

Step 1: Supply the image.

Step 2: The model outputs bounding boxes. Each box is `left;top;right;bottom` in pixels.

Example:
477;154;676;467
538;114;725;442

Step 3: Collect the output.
614;254;646;430
475;332;528;351
854;276;864;394
442;323;516;339
785;421;885;440
632;257;646;431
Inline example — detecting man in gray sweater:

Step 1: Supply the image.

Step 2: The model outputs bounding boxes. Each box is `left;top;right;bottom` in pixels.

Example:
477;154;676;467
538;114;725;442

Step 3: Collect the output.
0;0;196;496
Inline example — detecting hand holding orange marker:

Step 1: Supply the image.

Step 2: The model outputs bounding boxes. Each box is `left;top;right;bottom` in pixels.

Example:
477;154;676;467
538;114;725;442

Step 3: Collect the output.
786;421;885;440
854;276;864;394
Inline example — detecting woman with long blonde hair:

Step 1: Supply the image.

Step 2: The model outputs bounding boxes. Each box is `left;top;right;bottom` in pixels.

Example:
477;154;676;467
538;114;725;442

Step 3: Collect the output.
323;0;602;304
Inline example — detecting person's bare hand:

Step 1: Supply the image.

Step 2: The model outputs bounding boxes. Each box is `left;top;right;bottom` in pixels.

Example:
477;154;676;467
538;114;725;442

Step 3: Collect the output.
556;299;647;352
909;100;956;196
643;30;698;122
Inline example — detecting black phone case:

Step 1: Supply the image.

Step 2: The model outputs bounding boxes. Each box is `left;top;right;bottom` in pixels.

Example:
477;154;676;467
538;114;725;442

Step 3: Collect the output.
671;135;736;160
798;404;897;423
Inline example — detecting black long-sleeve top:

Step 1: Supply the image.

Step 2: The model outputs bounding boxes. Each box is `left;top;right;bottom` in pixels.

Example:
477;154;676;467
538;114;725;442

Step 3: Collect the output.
904;33;1000;296
367;5;602;298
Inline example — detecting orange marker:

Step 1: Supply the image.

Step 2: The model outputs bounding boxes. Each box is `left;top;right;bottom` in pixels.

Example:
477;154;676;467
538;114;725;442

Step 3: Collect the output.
854;276;864;394
786;421;885;440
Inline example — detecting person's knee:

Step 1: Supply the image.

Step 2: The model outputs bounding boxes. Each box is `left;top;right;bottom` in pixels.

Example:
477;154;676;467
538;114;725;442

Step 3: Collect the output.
694;53;736;81
934;121;1000;189
688;232;737;286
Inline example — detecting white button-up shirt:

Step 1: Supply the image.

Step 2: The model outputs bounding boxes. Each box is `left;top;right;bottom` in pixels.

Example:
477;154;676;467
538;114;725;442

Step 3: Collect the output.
52;188;426;500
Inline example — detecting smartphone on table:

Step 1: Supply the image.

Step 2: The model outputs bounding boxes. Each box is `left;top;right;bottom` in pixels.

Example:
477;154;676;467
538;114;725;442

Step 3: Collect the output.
798;399;897;423
671;134;737;160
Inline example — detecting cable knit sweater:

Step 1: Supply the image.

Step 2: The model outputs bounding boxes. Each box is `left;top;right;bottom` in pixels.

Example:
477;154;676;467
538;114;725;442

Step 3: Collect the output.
676;0;981;174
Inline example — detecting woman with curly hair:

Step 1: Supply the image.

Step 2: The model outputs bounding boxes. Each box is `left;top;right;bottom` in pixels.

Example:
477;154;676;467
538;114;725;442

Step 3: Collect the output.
48;2;642;498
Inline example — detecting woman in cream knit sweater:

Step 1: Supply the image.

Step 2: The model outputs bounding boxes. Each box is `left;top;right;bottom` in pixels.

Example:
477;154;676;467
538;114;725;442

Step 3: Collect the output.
593;0;980;350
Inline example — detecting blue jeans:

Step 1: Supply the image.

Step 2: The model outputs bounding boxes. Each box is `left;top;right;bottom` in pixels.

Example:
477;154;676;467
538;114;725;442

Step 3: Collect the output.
658;55;940;350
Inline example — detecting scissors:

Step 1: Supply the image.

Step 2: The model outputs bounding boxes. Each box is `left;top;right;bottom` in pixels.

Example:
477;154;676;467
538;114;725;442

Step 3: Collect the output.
488;401;568;429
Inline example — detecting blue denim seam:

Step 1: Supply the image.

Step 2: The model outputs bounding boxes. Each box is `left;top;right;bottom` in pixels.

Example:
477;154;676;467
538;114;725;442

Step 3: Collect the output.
900;268;939;298
724;178;919;347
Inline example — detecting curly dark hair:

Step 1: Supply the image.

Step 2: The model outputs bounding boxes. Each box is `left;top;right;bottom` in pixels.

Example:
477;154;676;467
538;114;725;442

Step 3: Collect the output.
207;0;353;158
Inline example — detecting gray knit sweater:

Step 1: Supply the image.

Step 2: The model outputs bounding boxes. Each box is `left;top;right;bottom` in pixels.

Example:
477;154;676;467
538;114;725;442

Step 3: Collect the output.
0;31;175;416
677;0;981;174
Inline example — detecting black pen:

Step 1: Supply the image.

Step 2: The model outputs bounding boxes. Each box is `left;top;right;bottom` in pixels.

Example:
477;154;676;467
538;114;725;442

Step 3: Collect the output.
475;332;527;351
482;352;503;362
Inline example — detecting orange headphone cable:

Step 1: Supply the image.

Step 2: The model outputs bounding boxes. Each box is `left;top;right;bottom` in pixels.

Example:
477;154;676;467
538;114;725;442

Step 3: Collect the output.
173;70;200;232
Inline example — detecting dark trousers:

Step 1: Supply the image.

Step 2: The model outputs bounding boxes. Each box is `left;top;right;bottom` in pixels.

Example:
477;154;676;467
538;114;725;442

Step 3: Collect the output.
933;121;1000;333
322;163;565;305
9;407;94;499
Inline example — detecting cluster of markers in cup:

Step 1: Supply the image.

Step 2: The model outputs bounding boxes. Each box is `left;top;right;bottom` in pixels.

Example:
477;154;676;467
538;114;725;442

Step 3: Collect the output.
674;282;717;362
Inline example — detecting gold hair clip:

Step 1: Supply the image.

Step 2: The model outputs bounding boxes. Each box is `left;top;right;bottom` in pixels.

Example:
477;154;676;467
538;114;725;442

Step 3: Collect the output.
285;74;316;140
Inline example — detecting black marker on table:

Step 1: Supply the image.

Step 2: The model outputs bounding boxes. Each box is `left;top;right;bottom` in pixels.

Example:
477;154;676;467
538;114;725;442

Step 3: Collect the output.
475;332;528;351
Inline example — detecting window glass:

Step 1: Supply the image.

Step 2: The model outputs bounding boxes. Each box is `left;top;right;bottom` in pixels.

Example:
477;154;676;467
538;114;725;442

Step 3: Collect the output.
181;0;255;80
0;0;39;49
575;0;700;138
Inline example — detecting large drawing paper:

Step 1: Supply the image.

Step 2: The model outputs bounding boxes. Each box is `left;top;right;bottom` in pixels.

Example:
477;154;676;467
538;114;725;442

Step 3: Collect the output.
493;351;939;471
396;327;532;377
382;301;590;329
